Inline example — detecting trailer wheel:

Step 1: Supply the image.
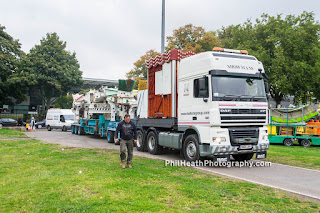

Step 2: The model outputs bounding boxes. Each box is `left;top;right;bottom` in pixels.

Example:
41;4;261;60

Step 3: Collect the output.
300;139;311;147
136;130;144;151
232;153;254;161
283;138;293;146
79;127;85;135
47;125;52;131
183;134;200;162
76;126;80;135
71;126;75;134
107;131;115;143
147;131;162;154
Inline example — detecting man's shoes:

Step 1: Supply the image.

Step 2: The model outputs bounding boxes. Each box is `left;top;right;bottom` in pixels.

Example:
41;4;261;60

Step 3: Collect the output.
128;162;132;168
121;161;126;169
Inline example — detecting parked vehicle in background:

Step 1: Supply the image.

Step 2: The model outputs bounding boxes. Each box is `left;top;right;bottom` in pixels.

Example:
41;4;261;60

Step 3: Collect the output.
46;109;75;131
0;118;18;127
35;120;46;129
268;106;320;147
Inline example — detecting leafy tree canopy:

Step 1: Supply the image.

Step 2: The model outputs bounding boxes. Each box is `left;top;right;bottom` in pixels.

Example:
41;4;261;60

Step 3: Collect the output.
27;32;83;109
218;11;320;105
53;95;73;109
126;49;160;86
166;24;222;52
0;25;33;106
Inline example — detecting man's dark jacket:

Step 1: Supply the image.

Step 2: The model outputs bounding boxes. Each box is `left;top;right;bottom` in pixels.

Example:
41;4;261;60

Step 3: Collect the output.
115;120;137;140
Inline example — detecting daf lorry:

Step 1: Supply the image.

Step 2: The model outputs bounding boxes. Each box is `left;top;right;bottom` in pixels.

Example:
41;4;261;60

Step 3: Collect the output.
135;48;270;161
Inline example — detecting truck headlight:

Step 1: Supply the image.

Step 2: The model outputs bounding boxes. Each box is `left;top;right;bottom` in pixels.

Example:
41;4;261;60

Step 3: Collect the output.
212;137;226;142
263;135;268;140
261;144;267;149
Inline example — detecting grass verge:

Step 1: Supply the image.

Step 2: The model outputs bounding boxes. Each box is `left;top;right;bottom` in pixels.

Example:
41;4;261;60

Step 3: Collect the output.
0;129;25;136
0;132;319;212
264;144;320;170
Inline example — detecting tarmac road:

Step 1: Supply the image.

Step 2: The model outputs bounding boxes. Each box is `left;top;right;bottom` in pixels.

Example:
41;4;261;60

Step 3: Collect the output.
25;129;320;202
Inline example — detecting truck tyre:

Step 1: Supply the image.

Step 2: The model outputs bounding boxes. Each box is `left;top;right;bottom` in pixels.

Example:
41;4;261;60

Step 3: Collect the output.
136;130;144;151
71;126;75;134
232;153;254;161
300;139;311;147
47;125;52;131
76;126;79;135
62;126;66;132
283;138;293;146
107;131;115;143
80;127;85;135
183;134;200;162
147;131;162;154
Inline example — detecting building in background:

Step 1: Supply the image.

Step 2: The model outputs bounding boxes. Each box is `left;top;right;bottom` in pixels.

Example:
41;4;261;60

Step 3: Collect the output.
0;77;118;117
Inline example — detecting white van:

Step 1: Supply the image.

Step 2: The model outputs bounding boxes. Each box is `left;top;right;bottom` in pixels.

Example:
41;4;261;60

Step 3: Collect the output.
46;109;75;131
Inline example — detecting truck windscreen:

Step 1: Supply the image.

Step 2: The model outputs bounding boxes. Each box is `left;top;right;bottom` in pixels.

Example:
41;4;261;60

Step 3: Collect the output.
212;76;267;102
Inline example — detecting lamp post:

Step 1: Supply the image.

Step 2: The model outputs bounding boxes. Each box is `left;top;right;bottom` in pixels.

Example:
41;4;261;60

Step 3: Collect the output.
161;0;165;53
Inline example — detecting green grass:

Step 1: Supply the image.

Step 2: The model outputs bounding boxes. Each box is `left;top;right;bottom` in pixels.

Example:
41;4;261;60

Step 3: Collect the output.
0;129;25;136
0;132;319;212
264;144;320;170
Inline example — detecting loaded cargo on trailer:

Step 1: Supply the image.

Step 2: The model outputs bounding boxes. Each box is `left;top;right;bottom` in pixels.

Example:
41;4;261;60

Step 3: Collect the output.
136;48;270;161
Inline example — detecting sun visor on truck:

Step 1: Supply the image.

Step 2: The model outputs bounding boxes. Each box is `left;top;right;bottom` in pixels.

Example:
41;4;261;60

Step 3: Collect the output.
209;69;262;78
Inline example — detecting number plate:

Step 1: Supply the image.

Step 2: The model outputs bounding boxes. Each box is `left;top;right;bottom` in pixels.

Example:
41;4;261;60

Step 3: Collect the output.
256;152;267;159
239;144;253;150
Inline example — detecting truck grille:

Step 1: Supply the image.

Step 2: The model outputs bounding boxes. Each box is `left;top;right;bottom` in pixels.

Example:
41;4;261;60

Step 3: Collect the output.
220;108;267;126
220;109;266;114
229;128;259;145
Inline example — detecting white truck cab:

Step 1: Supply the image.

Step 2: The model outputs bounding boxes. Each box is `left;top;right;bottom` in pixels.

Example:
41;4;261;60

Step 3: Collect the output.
177;48;269;161
46;109;75;131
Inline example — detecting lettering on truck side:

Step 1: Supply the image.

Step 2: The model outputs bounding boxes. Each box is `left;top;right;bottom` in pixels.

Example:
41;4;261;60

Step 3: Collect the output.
227;65;254;70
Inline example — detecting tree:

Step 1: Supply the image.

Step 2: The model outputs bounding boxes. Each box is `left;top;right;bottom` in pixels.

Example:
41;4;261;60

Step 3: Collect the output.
126;49;160;89
218;12;320;106
53;95;73;109
27;33;83;109
0;25;33;106
166;24;222;52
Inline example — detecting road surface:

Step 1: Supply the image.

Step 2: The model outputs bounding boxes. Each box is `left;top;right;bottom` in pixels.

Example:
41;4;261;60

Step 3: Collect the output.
25;129;320;202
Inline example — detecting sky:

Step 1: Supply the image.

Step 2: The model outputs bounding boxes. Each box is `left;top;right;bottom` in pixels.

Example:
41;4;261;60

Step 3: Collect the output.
1;0;320;80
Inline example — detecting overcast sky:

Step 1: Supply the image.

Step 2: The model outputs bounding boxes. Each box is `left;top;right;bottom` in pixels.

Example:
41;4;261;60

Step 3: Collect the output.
1;0;320;80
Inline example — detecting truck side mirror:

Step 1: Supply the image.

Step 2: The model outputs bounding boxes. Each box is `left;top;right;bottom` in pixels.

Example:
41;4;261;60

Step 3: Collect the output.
264;81;269;93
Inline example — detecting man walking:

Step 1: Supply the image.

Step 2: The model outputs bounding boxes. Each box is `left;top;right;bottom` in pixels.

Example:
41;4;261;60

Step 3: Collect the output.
115;114;137;169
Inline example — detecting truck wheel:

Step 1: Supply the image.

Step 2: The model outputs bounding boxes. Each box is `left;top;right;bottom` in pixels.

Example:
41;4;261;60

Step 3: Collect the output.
283;138;293;146
136;130;145;151
76;126;79;135
232;153;254;161
183;134;200;162
107;131;115;143
147;131;162;154
300;139;311;147
62;126;66;132
80;127;85;135
47;125;52;131
71;126;75;134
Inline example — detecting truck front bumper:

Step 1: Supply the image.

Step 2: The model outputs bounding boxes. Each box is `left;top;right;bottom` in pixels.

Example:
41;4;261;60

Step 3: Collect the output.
199;143;269;157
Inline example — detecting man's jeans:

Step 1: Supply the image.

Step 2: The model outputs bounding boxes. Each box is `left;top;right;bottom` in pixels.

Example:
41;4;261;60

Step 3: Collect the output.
120;139;133;163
